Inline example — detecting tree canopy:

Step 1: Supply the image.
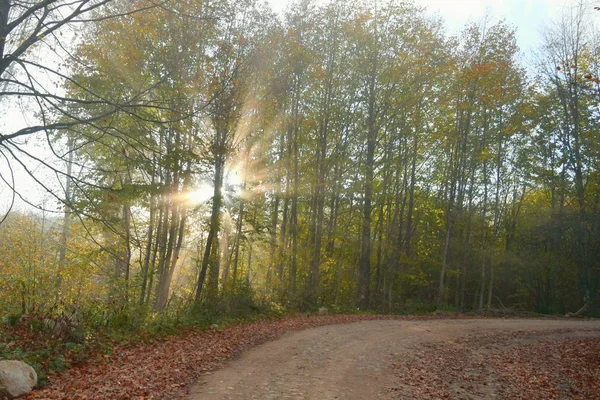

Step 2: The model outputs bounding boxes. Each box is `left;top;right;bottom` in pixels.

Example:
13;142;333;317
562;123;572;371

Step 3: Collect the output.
0;0;599;329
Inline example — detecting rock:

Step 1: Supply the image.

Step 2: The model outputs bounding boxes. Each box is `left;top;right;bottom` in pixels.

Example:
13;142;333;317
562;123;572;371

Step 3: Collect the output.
0;360;38;399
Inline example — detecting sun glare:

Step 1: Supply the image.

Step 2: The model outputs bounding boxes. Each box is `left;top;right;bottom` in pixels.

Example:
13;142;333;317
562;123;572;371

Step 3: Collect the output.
186;183;214;204
225;170;244;192
186;169;245;205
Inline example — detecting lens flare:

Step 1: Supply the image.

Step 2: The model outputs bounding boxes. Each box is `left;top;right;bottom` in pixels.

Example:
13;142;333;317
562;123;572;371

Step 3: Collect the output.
186;183;214;204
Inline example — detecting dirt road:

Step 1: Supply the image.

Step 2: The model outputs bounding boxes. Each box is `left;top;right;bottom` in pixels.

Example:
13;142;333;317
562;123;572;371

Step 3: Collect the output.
188;319;600;400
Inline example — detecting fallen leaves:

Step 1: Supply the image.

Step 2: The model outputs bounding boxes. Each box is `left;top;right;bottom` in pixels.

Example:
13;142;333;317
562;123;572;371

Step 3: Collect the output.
22;314;594;399
24;313;474;400
391;329;600;400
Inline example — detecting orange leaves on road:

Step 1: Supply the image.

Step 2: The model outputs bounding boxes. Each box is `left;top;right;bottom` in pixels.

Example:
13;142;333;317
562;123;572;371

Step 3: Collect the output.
392;330;600;400
26;314;474;400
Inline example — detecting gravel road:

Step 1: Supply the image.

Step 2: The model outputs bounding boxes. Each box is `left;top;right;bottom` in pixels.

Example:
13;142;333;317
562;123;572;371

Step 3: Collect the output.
188;319;600;400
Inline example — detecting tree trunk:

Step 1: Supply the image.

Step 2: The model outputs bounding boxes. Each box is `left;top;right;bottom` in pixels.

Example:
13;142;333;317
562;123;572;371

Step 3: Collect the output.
232;196;245;284
479;107;489;311
358;56;377;310
267;195;279;292
194;154;225;306
140;188;156;306
57;136;74;291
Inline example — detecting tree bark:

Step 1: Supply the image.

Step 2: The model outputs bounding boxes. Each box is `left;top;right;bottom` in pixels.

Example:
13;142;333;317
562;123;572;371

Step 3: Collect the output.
195;153;224;306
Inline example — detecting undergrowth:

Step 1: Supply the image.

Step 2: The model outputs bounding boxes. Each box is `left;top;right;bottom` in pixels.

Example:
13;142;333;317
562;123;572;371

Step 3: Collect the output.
0;291;286;385
0;292;582;388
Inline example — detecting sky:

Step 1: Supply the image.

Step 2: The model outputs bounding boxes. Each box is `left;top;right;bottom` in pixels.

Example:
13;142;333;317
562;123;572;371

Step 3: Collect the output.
267;0;578;54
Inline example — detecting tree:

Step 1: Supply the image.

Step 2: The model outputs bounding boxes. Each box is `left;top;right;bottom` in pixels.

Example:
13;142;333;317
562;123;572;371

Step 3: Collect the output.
537;1;600;312
0;0;169;222
194;0;276;306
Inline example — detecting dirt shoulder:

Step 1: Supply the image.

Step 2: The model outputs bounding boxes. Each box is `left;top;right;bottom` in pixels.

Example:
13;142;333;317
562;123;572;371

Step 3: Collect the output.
189;319;600;400
25;314;472;399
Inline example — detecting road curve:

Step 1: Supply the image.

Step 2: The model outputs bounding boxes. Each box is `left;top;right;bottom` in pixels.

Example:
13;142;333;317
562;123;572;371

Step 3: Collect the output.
187;319;600;400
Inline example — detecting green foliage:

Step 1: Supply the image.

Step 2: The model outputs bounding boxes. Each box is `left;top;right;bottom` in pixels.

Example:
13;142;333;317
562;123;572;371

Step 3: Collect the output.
1;4;599;385
401;299;439;315
0;315;99;387
3;313;22;327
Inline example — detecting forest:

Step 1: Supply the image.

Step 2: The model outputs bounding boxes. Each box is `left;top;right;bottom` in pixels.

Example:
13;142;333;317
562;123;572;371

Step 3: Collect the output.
0;0;599;339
